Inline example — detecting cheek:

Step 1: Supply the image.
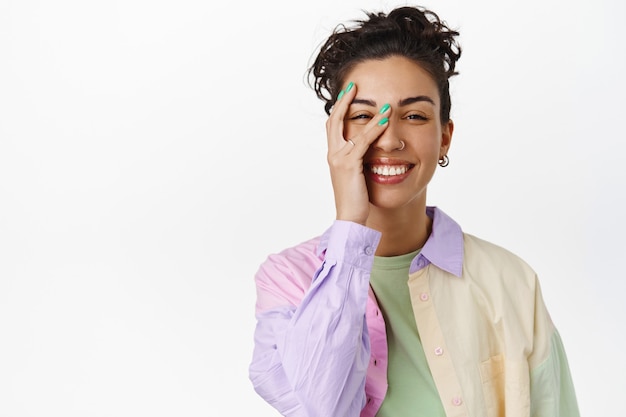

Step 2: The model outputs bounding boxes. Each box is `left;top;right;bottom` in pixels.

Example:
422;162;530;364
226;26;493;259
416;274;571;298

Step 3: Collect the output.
409;129;442;159
414;145;440;164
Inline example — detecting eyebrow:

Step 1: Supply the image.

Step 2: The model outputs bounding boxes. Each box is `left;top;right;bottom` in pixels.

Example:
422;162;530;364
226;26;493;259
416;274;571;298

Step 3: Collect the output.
399;95;435;106
351;95;435;107
351;98;377;106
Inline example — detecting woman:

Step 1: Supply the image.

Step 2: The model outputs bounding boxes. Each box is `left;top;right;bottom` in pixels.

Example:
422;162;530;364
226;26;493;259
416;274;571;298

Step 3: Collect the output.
249;6;579;417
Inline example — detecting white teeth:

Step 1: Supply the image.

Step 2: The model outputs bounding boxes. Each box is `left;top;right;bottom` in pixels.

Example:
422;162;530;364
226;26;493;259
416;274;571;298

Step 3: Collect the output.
371;165;408;176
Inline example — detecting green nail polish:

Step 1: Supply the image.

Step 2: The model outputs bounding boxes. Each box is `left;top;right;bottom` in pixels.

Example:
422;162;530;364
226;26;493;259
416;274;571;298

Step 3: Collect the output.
345;82;354;92
379;103;390;114
378;117;389;126
337;90;345;101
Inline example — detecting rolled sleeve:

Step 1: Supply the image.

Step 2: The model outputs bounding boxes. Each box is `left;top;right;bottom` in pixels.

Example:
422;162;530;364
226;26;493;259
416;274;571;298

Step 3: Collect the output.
323;220;381;270
250;221;381;417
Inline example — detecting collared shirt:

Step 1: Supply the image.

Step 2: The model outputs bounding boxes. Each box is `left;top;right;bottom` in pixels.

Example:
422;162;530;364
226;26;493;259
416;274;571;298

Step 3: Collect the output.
249;207;579;417
369;249;446;416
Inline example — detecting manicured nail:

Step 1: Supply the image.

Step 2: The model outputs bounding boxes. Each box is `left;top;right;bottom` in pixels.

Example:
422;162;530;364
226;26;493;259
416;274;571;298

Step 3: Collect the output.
378;117;389;126
379;103;390;114
345;82;354;92
337;89;345;101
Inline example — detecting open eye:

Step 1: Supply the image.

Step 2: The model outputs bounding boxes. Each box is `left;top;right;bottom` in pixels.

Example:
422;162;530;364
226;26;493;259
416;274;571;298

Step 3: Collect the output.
348;112;373;124
405;113;428;121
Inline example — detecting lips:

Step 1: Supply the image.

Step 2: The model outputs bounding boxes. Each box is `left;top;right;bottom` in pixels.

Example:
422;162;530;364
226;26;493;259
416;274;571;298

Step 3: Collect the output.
365;158;415;184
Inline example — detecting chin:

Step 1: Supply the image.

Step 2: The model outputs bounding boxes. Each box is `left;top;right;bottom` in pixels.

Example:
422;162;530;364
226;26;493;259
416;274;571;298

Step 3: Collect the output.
368;196;409;211
367;188;427;213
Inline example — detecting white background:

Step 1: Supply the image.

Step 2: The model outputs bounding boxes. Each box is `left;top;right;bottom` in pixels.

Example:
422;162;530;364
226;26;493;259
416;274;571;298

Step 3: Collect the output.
1;0;624;415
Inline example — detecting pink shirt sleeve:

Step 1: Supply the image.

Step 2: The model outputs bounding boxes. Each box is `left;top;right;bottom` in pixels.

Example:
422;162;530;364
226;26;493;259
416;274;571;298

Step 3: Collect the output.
249;220;381;417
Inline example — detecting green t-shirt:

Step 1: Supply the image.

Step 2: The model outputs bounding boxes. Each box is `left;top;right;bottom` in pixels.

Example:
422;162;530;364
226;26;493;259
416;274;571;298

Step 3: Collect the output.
369;250;446;417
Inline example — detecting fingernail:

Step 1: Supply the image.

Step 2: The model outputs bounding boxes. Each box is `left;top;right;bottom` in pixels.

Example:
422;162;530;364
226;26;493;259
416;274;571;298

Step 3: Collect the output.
378;117;389;126
337;90;345;101
345;82;354;92
379;103;390;114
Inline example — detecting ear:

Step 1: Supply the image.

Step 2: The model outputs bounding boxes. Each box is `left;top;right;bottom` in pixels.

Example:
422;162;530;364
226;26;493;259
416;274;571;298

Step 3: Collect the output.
440;120;454;157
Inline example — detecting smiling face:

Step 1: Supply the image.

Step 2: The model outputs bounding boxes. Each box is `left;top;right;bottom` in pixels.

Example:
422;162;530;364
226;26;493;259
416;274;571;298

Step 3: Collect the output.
343;55;453;212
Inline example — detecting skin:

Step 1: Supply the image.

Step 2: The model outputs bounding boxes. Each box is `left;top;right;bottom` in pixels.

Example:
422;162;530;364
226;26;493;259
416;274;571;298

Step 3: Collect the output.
326;56;453;256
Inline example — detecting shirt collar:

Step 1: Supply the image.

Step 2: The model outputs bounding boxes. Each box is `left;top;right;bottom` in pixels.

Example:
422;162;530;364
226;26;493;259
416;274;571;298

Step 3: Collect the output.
414;206;464;277
317;206;464;277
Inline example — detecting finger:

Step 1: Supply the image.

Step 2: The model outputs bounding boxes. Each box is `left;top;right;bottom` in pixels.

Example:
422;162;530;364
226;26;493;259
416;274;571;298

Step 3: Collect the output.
348;103;391;152
326;81;357;149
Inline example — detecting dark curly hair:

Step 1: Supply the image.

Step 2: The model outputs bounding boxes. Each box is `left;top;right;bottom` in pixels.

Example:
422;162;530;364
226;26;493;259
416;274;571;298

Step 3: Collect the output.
308;6;461;123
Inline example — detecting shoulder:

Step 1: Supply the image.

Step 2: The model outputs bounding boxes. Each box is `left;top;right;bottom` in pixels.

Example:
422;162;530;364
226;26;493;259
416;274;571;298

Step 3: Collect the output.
457;234;548;331
261;236;323;279
461;233;537;289
254;236;323;312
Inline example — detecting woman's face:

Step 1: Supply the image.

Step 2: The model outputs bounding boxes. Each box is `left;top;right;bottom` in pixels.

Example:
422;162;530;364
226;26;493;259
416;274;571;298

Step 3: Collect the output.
342;56;453;211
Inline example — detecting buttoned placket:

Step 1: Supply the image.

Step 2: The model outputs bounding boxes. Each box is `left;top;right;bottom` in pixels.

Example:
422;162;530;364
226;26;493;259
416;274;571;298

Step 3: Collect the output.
407;265;468;417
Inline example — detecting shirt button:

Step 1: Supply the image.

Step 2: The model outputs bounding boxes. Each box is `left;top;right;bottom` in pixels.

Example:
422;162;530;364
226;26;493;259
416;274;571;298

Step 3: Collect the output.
434;347;444;356
452;397;463;406
375;309;379;316
364;246;374;256
373;359;378;366
420;292;429;301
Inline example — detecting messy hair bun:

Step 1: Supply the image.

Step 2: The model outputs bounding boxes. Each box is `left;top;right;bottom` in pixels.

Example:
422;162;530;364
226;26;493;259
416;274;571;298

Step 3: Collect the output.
309;6;462;122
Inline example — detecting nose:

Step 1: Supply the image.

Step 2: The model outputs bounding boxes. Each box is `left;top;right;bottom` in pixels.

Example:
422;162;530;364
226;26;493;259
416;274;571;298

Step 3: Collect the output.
373;118;403;152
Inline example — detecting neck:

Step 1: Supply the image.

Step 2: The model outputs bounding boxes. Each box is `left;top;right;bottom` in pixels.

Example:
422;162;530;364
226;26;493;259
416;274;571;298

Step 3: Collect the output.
366;203;432;257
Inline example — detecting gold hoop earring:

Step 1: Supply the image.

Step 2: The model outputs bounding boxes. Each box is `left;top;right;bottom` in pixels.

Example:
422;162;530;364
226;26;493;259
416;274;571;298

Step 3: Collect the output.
438;155;449;167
